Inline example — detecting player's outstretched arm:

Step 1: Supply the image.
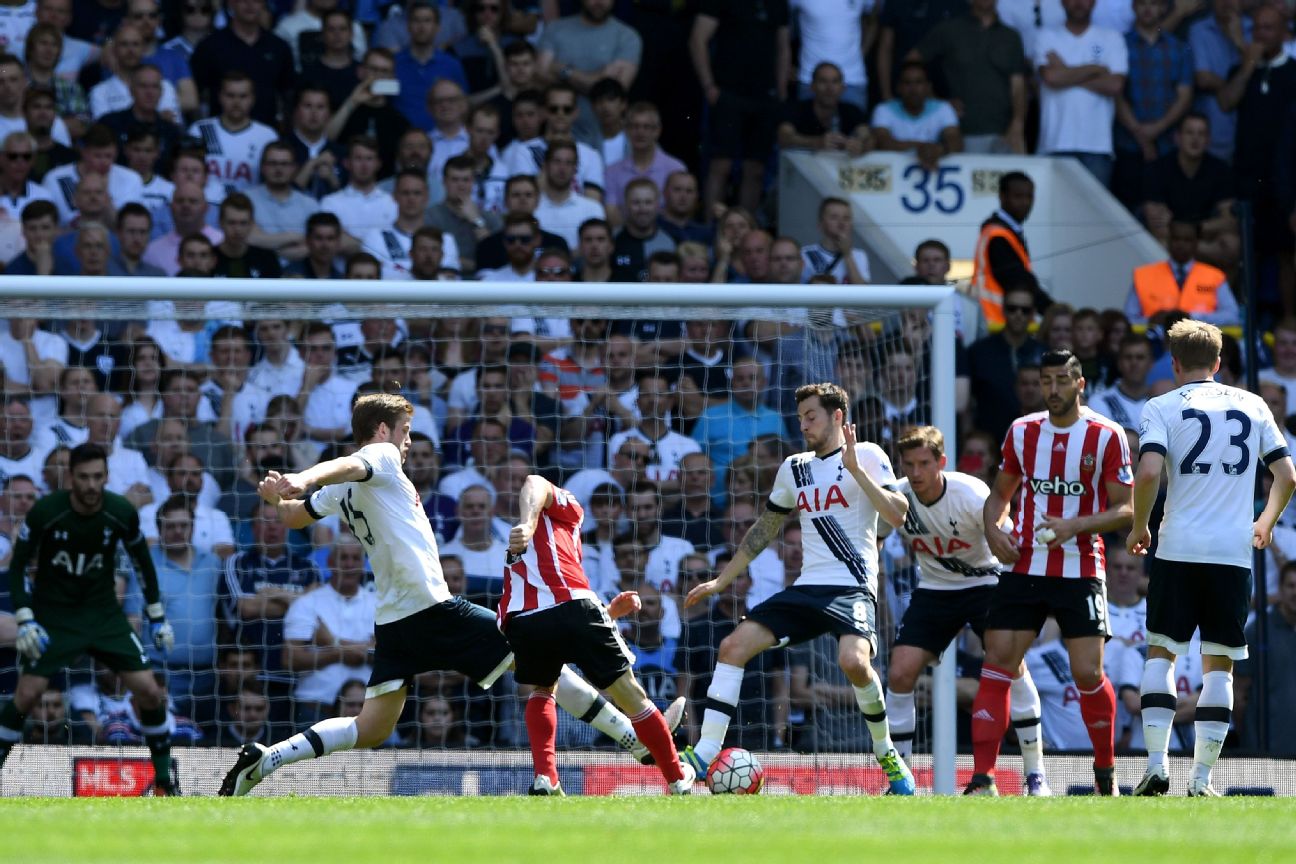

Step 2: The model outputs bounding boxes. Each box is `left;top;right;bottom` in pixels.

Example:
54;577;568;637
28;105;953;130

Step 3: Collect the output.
685;508;788;607
842;422;908;529
258;471;320;530
1127;451;1164;555
273;456;371;499
509;475;555;554
1255;455;1296;550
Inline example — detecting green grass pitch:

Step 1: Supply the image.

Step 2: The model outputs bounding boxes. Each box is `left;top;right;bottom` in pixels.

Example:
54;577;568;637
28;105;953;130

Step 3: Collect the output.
2;796;1294;864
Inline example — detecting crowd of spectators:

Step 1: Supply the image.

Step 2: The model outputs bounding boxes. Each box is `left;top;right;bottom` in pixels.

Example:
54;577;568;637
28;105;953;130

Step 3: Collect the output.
0;0;1295;757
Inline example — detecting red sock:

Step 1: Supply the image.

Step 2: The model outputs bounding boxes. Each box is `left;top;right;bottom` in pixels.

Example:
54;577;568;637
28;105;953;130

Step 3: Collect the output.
525;691;558;784
1079;676;1117;769
971;664;1014;777
631;706;683;783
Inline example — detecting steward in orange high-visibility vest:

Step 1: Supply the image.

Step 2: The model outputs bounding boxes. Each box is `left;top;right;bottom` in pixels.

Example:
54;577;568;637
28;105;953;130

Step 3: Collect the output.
1124;220;1240;327
970;171;1049;327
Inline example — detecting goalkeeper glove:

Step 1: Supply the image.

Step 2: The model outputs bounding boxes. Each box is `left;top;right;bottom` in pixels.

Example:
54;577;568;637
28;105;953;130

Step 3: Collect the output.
146;603;175;654
14;607;50;662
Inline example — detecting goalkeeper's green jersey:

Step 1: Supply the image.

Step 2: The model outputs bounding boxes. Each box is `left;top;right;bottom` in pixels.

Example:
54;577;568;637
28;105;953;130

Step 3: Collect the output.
7;489;159;613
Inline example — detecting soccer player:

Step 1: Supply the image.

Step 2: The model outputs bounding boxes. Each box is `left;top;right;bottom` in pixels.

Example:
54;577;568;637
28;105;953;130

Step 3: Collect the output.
1128;320;1296;796
969;349;1134;796
503;474;694;796
220;394;677;796
888;426;1051;795
682;383;917;795
0;443;179;794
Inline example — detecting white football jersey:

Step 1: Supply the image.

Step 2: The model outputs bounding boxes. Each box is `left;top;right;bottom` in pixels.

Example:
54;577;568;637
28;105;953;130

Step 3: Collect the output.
1025;640;1092;750
605;428;700;487
1107;597;1147;650
503;137;605;194
1139;380;1288;568
0;1;33;55
768;441;895;594
360;225;461;280
894;471;1000;590
1088;385;1147;431
644;534;696;596
187;117;279;194
306;441;451;624
43;164;145;225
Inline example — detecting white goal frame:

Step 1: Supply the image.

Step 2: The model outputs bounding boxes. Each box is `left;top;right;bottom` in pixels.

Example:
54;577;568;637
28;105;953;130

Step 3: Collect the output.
0;276;961;795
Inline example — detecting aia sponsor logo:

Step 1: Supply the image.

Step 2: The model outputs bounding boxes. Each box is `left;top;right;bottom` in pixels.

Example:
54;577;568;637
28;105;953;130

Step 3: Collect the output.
909;536;972;556
796;484;849;513
1028;476;1086;496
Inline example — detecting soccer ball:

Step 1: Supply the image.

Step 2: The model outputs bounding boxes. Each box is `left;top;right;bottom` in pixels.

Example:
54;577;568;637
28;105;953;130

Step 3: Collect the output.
706;747;765;795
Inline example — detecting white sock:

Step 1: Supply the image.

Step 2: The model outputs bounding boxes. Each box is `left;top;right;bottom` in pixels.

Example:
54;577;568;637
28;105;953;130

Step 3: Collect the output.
853;679;893;758
259;716;358;780
1010;669;1044;776
885;689;916;762
554;666;636;751
1140;657;1176;772
694;662;744;765
1192;670;1233;786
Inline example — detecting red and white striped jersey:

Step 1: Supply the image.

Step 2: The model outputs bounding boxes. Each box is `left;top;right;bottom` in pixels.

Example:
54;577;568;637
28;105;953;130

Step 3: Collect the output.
498;486;599;623
999;408;1133;579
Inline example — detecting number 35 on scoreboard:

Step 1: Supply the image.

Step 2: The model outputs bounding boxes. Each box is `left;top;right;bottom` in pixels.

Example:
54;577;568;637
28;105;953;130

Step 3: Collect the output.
838;163;1008;217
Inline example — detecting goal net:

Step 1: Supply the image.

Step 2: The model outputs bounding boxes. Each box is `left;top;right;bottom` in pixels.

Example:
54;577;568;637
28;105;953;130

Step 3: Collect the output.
19;279;1290;798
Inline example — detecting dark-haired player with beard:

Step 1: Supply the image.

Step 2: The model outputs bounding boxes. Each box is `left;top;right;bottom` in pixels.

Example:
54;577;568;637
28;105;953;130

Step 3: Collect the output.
888;425;1050;795
682;382;916;795
0;443;178;794
969;349;1133;796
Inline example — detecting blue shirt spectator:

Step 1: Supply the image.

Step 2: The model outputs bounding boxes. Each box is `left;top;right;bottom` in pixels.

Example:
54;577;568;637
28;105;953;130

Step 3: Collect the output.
220;503;320;681
1119;20;1193;156
691;357;785;492
1188;6;1249;161
393;2;468;130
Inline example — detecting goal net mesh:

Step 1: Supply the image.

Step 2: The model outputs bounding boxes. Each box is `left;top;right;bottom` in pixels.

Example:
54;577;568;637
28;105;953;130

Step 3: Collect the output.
2;292;1289;796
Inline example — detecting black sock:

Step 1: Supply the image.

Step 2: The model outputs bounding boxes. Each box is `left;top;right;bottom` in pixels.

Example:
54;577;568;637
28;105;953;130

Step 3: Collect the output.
138;705;171;788
0;701;25;769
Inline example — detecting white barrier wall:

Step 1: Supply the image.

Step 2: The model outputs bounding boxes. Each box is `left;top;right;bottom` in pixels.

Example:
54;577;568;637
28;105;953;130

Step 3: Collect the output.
3;746;1293;797
779;150;1165;314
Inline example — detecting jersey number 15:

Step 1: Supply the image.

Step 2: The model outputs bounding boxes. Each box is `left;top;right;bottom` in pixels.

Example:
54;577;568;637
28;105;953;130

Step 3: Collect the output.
340;489;376;546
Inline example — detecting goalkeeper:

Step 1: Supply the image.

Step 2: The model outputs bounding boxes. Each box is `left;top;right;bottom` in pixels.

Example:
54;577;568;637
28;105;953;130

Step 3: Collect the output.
0;444;179;795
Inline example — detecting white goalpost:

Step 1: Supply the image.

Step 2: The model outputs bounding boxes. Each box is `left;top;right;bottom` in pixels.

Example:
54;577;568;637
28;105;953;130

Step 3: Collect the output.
0;276;961;796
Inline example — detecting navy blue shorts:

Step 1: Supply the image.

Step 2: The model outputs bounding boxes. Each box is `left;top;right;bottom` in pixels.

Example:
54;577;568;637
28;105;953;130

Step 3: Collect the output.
747;585;878;654
894;584;996;655
1146;558;1251;659
367;597;513;697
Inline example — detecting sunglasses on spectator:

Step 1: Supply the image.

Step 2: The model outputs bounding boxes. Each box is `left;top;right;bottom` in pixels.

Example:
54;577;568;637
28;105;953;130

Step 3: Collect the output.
4;152;33;161
1004;304;1033;315
537;266;569;276
503;234;534;245
547;104;576;115
683;569;711;580
185;3;213;13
